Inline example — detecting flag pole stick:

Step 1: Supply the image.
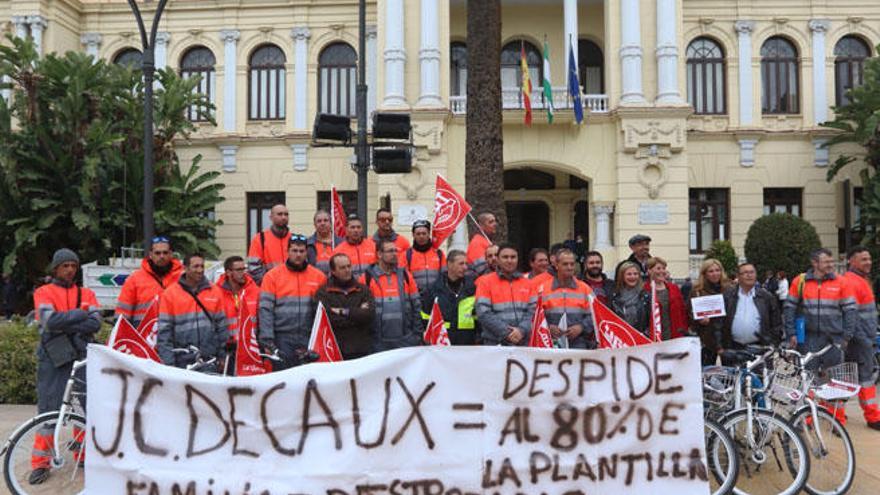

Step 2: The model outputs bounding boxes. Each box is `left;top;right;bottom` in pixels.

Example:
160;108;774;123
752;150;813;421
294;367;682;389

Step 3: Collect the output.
331;185;336;250
466;212;491;242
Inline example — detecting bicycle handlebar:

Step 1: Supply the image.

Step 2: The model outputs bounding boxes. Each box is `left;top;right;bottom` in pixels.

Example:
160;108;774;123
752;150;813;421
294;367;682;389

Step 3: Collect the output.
778;344;834;367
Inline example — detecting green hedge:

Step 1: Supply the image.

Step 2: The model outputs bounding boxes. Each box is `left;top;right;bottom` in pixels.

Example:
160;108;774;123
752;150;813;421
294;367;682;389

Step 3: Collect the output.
0;318;110;405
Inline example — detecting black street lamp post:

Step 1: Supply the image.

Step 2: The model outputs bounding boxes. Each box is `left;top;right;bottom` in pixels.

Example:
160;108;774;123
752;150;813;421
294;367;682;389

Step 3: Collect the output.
356;0;370;221
127;0;170;251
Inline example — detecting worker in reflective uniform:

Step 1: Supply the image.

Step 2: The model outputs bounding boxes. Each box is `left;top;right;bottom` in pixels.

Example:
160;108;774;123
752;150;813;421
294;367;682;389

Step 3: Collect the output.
421;250;478;345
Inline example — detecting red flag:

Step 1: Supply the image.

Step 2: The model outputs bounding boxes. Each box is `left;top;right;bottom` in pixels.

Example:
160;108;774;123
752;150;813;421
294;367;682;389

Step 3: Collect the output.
331;187;347;240
423;299;450;346
651;281;663;342
136;296;160;349
308;302;343;362
520;42;533;126
528;292;554;348
235;291;270;376
107;316;160;362
591;297;652;349
431;175;472;248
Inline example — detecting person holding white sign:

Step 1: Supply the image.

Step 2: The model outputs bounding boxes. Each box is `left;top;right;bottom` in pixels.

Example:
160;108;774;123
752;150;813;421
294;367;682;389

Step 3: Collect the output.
687;258;731;366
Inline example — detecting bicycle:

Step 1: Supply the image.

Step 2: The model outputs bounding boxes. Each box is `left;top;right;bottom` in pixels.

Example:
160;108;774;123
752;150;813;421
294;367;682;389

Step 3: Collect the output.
703;416;740;495
703;345;811;495
1;360;86;495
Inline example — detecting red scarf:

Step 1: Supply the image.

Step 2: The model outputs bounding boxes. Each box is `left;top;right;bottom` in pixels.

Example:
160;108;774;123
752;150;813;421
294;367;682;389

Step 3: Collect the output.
643;280;688;339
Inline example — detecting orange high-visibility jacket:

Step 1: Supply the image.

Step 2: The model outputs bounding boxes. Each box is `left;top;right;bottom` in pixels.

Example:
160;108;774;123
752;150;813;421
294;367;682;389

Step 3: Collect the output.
115;258;183;326
307;233;344;275
372;231;410;266
156;277;227;367
360;265;422;351
783;270;856;343
403;246;446;300
247;228;292;283
534;275;595;349
841;271;878;341
333;239;377;279
467;234;492;276
475;271;536;346
258;263;327;349
216;273;259;343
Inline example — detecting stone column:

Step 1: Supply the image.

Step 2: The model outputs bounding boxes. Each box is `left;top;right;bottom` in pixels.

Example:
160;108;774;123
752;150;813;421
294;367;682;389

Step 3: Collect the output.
620;0;646;104
154;32;170;68
735;21;756;125
383;0;407;107
809;19;831;125
367;26;378;118
11;16;28;40
81;33;103;60
26;15;47;54
219;30;240;132
291;27;311;130
564;0;578;82
655;0;682;104
593;204;614;250
417;0;442;106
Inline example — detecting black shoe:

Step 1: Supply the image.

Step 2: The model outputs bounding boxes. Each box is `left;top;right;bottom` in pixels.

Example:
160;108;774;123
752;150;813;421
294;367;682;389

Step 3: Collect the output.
28;467;50;485
868;421;880;431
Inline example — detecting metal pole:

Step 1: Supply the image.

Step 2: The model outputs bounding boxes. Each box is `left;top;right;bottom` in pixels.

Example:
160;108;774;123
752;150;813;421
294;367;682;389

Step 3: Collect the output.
356;0;369;221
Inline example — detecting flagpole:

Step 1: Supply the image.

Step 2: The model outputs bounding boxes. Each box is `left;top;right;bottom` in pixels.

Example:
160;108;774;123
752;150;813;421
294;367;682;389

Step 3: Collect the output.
331;185;336;250
466;212;491;242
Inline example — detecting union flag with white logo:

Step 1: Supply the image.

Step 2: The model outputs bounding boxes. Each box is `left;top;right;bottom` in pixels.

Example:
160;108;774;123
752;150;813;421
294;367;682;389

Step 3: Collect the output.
423;298;450;346
528;292;554;348
590;296;652;349
432;174;471;249
308;302;343;362
235;290;270;376
136;296;160;349
107;315;161;362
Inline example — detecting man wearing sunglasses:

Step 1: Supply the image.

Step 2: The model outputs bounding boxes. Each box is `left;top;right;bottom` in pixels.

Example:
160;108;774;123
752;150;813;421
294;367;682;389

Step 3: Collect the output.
116;236;183;327
247;204;291;285
259;234;327;369
373;208;410;266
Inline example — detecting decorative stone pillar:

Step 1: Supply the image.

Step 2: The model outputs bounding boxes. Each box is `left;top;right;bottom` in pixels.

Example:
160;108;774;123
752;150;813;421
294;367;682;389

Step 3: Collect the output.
655;0;682;104
81;33;103;60
619;0;646;104
809;20;831;125
593;204;614;250
154;32;170;68
735;21;756;125
417;0;442;106
219;30;240;132
383;0;407;107
26;15;47;54
291;27;311;130
11;16;28;40
563;0;578;82
366;26;378;118
449;221;468;252
218;145;239;172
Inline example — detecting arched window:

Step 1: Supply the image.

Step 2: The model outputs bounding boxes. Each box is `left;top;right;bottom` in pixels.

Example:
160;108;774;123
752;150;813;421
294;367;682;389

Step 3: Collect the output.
761;37;799;114
248;44;286;121
113;48;143;70
501;40;541;108
834;36;870;106
578;39;604;94
318;42;357;116
450;42;467;97
686;37;726;115
180;46;216;122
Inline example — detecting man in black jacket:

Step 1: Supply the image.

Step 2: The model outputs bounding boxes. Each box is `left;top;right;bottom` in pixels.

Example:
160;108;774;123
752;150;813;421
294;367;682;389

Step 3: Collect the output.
720;262;782;364
316;253;376;359
421;250;478;345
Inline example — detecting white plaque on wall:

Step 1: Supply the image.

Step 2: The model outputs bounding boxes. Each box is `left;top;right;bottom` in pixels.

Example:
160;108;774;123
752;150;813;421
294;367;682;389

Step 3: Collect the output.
638;202;669;225
397;204;428;227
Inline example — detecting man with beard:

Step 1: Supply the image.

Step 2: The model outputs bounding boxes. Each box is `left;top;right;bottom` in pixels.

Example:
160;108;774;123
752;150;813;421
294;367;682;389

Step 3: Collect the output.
361;239;422;352
404;220;446;302
614;234;651;281
116;236;183;327
582;251;615;306
307;209;343;275
247;204;292;284
316;254;376;359
333;215;377;279
216;256;259;372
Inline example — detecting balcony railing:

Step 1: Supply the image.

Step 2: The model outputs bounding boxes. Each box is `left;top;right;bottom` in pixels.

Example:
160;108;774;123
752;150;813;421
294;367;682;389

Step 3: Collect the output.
449;86;609;116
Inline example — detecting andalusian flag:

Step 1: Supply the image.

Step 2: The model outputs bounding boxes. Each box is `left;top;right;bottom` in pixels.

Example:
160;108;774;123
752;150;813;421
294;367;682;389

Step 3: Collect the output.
542;39;554;123
520;42;532;126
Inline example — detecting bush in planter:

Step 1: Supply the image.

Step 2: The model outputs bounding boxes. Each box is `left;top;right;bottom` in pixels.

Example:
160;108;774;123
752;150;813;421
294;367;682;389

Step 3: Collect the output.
744;213;821;279
704;240;739;278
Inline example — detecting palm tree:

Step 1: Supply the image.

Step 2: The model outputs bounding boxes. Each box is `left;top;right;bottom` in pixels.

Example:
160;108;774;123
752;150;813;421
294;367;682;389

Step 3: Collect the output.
465;0;507;242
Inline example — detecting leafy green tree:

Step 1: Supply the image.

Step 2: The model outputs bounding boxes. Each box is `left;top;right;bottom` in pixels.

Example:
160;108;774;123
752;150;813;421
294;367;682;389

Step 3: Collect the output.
744;213;821;278
703;240;738;277
0;35;224;287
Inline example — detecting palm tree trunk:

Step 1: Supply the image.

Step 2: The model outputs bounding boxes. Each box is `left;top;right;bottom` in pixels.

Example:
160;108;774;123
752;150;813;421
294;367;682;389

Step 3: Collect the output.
465;0;507;242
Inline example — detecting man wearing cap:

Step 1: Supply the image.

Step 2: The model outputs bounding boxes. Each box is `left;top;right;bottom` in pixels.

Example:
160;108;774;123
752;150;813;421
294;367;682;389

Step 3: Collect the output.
116;236;183;327
307;209;343;275
247;204;292;285
615;234;652;281
30;249;101;485
404;220;446;302
333;215;377;279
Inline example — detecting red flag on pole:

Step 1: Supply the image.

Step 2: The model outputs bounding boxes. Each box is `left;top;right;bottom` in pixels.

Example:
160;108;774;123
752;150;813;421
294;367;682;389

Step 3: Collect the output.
423;298;451;346
432;175;472;248
235;290;270;376
520;42;533;126
590;297;652;349
528;292;554;348
136;296;160;349
107;315;161;362
308;302;344;363
331;187;347;240
650;281;663;342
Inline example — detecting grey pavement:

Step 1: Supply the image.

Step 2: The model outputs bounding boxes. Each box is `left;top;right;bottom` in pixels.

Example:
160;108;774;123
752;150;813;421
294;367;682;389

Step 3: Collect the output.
0;402;878;494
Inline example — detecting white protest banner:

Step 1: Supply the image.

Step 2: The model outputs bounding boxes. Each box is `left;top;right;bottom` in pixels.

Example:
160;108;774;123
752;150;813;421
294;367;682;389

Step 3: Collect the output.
86;338;709;495
690;294;726;320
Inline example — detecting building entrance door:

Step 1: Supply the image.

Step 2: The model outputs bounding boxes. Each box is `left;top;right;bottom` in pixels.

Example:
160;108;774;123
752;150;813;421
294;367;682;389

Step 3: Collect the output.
505;201;550;272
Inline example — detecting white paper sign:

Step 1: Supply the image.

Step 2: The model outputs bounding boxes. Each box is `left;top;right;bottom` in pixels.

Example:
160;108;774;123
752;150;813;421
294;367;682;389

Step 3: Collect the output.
86;340;708;495
638;203;669;225
690;294;726;319
397;204;428;227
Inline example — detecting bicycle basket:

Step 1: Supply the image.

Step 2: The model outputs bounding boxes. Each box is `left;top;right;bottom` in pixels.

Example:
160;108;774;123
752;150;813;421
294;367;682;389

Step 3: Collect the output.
702;367;737;416
767;358;811;406
814;361;861;401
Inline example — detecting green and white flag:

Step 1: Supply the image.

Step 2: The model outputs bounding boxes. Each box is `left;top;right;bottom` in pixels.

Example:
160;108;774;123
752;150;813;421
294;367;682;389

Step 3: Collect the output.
542;39;554;123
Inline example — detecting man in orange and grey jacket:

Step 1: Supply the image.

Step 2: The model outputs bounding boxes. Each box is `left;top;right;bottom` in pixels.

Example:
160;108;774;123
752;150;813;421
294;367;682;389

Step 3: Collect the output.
216;255;259;373
361;238;422;352
333;215;377;280
247;204;292;285
475;244;536;346
115;236;183;327
157;253;227;370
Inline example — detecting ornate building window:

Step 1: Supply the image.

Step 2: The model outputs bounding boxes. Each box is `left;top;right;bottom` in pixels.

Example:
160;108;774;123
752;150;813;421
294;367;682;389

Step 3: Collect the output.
318;42;357;117
689;188;729;253
450;42;467;97
578;39;604;94
761;37;799;114
834;36;870;106
248;44;286;120
113;48;143;70
686;37;726;114
180;46;216;122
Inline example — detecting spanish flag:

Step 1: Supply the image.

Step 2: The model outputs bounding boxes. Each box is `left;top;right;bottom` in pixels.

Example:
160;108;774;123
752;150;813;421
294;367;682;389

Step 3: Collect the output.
520;42;532;126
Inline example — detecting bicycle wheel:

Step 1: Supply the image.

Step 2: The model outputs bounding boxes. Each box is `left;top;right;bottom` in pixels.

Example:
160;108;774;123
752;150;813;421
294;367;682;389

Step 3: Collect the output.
705;418;739;495
721;408;810;495
2;411;86;495
789;406;856;495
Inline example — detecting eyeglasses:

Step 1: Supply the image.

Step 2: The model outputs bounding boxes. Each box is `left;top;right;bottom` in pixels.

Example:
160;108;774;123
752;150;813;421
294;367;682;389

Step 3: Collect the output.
377;217;393;223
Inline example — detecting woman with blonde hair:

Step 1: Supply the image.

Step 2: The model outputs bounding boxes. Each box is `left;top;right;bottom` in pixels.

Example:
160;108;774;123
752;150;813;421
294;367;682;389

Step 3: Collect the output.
609;261;651;335
688;258;731;365
643;257;688;340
